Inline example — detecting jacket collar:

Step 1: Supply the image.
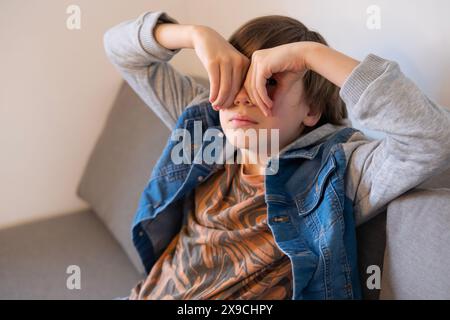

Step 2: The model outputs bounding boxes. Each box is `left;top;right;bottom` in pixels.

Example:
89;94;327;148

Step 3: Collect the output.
278;119;352;160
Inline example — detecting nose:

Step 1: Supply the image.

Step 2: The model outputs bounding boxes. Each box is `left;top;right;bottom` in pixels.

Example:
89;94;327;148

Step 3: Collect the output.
233;88;255;107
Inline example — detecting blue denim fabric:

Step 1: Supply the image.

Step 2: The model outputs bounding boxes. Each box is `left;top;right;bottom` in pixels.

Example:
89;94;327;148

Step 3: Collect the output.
131;101;362;299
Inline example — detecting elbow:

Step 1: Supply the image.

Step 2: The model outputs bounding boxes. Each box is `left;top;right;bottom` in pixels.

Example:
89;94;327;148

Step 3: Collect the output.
101;27;135;69
103;29;114;60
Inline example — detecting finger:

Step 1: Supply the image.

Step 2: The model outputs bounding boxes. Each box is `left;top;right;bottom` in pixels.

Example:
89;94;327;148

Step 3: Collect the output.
255;67;272;115
256;68;274;111
224;66;240;109
252;64;270;116
207;62;220;105
239;59;251;89
243;63;255;105
245;62;262;112
214;62;232;109
220;66;234;110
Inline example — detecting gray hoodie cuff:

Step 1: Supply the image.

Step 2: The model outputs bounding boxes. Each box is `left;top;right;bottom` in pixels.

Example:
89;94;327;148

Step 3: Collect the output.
340;53;392;107
138;11;182;61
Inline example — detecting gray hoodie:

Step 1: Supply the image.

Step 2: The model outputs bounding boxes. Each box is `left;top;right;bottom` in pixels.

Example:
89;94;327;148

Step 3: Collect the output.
103;10;450;226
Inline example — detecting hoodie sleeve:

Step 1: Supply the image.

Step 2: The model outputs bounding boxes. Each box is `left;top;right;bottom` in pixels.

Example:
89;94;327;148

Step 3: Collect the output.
103;10;209;130
340;54;450;226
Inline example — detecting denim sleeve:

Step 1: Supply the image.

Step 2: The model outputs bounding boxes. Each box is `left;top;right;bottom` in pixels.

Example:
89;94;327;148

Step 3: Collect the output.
103;10;209;130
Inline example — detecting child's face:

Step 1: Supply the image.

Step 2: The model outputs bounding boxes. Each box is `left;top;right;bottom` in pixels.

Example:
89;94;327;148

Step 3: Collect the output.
219;72;322;155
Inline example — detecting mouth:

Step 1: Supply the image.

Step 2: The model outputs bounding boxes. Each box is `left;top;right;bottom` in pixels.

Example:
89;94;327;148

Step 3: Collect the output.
229;114;259;127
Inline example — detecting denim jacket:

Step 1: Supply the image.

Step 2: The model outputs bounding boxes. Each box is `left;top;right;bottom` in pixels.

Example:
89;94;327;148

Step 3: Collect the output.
131;101;362;299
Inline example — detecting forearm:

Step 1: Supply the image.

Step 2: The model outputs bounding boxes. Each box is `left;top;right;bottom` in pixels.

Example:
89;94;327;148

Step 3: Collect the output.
303;42;360;87
104;11;193;69
104;10;210;129
154;23;197;50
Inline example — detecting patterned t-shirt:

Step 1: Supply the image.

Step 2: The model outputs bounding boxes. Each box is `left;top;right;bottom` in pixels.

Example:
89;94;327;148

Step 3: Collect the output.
129;163;293;300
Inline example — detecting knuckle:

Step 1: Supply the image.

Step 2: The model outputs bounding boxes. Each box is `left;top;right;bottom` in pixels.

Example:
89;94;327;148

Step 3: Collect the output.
207;59;218;68
237;57;247;67
222;57;232;65
251;50;260;60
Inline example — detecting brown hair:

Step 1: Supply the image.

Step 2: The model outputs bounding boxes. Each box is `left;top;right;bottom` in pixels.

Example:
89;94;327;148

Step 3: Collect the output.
227;15;348;133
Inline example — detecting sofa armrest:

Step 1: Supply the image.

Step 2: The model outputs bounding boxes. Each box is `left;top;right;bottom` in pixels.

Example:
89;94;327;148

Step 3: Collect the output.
380;187;450;299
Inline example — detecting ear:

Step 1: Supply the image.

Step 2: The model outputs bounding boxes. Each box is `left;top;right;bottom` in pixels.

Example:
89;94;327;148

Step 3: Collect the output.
302;105;322;127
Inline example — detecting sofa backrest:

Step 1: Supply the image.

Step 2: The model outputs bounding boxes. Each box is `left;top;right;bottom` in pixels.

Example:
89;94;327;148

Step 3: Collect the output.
77;76;209;274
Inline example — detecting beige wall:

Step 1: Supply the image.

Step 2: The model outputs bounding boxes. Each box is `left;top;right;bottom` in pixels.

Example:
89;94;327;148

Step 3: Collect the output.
1;0;449;229
0;0;189;229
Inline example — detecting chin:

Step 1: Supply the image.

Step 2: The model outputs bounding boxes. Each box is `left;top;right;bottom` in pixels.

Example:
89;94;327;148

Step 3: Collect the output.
224;132;258;151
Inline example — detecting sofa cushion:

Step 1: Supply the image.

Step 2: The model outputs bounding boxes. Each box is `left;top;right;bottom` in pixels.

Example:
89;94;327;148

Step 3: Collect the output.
77;77;209;273
380;187;450;299
0;210;141;299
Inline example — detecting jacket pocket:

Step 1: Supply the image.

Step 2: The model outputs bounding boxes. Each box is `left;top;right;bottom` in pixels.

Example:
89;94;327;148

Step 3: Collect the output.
295;155;337;216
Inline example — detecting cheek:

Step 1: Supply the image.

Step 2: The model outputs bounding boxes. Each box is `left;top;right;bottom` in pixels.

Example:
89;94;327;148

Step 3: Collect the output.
267;102;306;144
270;96;304;128
219;111;228;129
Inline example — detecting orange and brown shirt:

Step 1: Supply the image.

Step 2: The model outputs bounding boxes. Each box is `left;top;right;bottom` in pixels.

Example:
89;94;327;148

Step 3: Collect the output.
129;163;293;300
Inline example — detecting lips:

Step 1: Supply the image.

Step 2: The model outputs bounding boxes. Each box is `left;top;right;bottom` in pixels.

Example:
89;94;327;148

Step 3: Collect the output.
229;114;258;125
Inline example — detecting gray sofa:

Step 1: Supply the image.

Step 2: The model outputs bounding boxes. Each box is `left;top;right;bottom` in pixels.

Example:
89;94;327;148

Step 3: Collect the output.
1;76;450;300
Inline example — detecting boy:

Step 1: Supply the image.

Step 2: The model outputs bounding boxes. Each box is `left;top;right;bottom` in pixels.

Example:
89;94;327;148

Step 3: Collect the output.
103;11;450;299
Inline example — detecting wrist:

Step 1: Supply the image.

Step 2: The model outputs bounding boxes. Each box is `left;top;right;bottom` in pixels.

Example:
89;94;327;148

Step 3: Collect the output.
300;42;359;87
302;42;327;72
191;25;210;49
